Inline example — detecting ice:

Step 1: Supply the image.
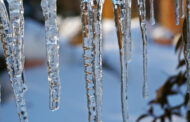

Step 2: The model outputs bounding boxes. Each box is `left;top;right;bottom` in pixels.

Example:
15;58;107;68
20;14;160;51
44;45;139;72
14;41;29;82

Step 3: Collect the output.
150;0;155;25
41;0;61;111
112;0;129;121
0;0;28;121
184;0;190;110
7;0;27;92
137;0;148;98
180;0;185;18
175;0;180;25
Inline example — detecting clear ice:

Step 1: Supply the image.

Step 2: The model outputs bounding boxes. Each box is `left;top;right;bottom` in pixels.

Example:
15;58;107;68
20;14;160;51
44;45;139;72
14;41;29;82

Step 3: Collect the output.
175;0;180;25
125;0;132;62
91;0;104;121
41;0;61;111
81;0;104;121
112;0;129;121
7;0;27;92
180;0;185;18
137;0;148;98
81;1;96;120
0;0;28;121
150;0;155;25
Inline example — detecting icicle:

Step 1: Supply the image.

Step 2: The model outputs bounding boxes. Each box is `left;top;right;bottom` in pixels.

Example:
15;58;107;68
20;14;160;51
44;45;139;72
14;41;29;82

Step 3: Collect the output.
19;0;26;91
184;0;190;110
180;0;185;18
7;0;27;93
175;0;180;25
19;0;25;68
41;0;61;111
0;0;28;121
0;84;1;103
91;0;104;121
112;0;129;121
81;1;97;121
137;0;148;98
150;0;155;25
125;0;132;62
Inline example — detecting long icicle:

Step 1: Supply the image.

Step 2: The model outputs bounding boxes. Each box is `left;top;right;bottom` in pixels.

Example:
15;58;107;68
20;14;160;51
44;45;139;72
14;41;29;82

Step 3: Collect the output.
91;0;104;121
112;0;129;121
81;0;97;121
137;0;148;98
19;0;25;72
20;0;27;91
150;0;155;25
181;0;185;18
184;0;190;110
41;0;61;111
125;0;132;62
7;0;27;93
175;0;180;25
0;0;28;121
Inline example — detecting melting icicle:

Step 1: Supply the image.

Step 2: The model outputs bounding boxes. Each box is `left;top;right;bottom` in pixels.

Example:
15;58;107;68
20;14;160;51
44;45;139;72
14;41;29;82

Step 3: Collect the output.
112;0;129;121
125;0;132;62
41;0;61;111
91;0;104;121
137;0;148;98
184;0;190;110
175;0;180;25
150;0;155;25
180;0;185;18
0;0;28;121
7;0;27;93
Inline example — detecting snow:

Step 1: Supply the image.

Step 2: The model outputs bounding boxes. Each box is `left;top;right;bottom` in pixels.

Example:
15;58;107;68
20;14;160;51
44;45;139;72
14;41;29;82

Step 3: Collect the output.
0;18;186;122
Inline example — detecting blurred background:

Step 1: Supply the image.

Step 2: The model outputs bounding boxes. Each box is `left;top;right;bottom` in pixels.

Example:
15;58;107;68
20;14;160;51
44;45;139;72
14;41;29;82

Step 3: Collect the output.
0;0;187;122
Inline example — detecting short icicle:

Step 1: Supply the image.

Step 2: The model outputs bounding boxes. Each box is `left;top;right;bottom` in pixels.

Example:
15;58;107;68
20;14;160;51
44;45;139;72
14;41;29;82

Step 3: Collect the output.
91;0;104;121
41;0;61;111
137;0;148;98
0;0;28;121
112;0;129;121
150;0;155;25
175;0;180;25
